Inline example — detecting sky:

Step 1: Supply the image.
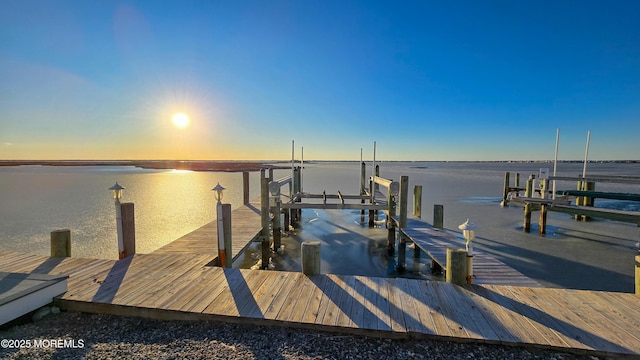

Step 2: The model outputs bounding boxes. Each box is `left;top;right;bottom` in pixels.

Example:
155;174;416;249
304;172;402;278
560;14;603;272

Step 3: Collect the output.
1;1;639;161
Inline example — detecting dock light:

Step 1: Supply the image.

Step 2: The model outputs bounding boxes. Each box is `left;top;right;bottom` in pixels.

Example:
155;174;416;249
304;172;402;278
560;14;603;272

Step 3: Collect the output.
108;182;125;259
459;219;478;284
212;183;225;204
109;182;125;201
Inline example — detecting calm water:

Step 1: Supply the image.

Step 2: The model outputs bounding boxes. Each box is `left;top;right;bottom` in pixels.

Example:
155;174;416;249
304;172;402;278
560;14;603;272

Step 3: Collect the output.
1;161;639;291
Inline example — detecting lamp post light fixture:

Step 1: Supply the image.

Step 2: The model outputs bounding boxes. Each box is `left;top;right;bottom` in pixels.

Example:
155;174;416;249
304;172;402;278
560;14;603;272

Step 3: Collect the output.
108;182;125;259
213;182;225;204
459;219;478;284
212;182;228;266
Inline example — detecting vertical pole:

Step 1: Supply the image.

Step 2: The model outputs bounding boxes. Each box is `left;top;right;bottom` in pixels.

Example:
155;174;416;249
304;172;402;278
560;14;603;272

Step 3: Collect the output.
284;208;290;232
50;229;71;258
115;198;124;259
397;176;409;270
538;179;547;235
553;128;560;200
501;172;510;206
260;171;270;269
217;202;226;267
291;140;295;180
360;161;366;222
433;204;444;229
374;165;380;222
222;204;232;267
582;181;596;221
121;203;136;258
386;184;396;254
413;185;422;218
301;146;304;193
372;141;376;185
273;198;281;251
368;177;375;227
399;176;408;229
515;173;520;188
582;130;591;178
635;255;640;296
575;179;584;220
243;172;250;205
524;175;534;232
445;248;468;286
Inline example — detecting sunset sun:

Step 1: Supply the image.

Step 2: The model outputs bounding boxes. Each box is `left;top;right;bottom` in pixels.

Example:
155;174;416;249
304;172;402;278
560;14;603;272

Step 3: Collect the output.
172;113;190;128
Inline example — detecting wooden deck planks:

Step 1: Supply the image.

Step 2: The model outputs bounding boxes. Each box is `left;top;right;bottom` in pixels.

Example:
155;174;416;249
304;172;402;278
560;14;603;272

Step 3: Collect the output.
152;202;262;266
403;227;540;287
0;251;639;357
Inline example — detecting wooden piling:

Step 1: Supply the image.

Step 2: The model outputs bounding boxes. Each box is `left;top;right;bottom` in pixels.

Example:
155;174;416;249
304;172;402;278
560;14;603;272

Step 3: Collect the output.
539;179;548;235
582;181;596;221
515;173;520;188
445;248;468;286
120;203;136;259
360;162;366;221
272;199;281;251
397;176;409;269
50;229;71;258
433;204;444;229
413;185;422;218
368;177;375;227
221;204;232;267
243;171;250;205
387;187;396;254
260;172;271;269
301;241;321;275
523;175;534;233
634;255;640;296
501;172;510;206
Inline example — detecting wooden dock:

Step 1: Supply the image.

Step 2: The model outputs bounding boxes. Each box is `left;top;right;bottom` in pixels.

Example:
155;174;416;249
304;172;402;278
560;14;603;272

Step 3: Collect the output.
151;202;262;263
0;250;639;357
401;226;541;287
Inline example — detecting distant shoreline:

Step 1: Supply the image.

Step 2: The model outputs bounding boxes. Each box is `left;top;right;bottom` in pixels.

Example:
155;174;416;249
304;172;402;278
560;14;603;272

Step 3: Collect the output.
0;160;289;172
0;159;637;171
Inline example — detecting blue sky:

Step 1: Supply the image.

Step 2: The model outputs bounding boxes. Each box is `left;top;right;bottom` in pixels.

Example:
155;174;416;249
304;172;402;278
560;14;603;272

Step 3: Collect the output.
1;1;639;161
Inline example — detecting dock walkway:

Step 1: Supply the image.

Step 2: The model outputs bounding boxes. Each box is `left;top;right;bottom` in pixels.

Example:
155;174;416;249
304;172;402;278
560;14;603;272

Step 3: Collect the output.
0;251;638;357
401;224;541;287
151;202;262;263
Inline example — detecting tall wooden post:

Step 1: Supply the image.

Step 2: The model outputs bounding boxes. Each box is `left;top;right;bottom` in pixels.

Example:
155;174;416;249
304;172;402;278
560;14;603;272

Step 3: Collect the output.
575;179;584;220
636;255;640;296
242;171;250;205
223;204;232;267
446;248;468;286
260;171;270;269
374;165;380;222
434;204;444;229
523;175;534;233
582;181;596;221
368;178;375;227
360;161;366;222
538;179;548;235
120;203;136;258
413;185;422;218
397;176;409;270
387;185;396;254
272;198;281;251
501;172;510;206
50;229;71;258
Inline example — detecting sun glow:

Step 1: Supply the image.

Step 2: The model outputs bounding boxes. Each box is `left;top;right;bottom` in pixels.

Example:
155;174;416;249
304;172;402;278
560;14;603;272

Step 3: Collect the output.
172;113;190;128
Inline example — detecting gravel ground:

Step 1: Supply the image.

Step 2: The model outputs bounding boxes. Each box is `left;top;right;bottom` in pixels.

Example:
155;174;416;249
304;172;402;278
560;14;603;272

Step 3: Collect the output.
0;310;610;360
